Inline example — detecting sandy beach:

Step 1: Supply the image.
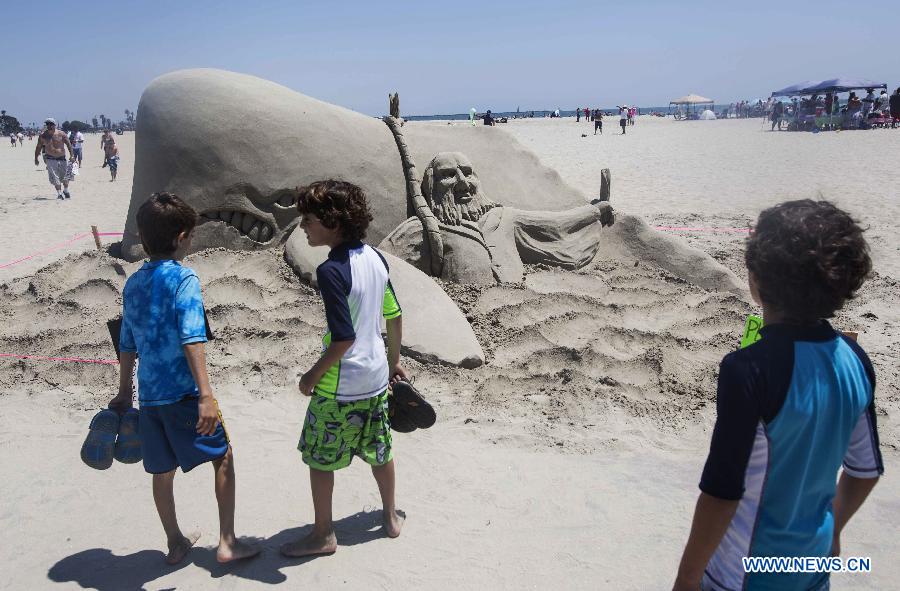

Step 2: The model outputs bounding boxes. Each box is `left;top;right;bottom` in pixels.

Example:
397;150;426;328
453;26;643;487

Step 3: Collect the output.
1;117;897;590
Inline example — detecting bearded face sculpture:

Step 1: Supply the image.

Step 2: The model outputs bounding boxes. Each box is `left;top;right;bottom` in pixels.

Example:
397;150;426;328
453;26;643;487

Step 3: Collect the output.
421;152;496;225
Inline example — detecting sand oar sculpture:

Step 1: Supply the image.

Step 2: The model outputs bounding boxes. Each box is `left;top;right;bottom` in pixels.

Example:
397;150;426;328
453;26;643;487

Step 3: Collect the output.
382;115;444;278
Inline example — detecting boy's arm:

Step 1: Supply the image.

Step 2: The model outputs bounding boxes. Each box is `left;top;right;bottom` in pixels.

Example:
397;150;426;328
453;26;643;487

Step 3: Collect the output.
108;351;136;413
673;493;739;590
183;341;218;435
299;339;354;396
34;137;42;164
386;316;407;383
831;472;879;556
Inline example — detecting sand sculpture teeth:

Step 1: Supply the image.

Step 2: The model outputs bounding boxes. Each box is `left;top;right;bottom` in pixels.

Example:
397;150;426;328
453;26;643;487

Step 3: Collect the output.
200;210;274;243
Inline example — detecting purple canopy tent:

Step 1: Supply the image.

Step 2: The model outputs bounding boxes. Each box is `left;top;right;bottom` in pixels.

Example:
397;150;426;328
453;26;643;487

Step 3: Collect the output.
770;78;888;130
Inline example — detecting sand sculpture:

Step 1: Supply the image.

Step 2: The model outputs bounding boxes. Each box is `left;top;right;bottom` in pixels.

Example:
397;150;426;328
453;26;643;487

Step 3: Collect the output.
121;69;743;366
379;151;615;283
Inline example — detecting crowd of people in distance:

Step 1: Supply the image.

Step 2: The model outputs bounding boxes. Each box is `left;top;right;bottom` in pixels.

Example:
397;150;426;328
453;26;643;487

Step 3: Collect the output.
573;105;636;134
26;117;126;200
768;87;900;131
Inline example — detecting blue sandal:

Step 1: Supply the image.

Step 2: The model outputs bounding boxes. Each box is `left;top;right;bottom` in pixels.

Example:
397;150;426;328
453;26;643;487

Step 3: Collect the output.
114;408;142;464
80;409;120;470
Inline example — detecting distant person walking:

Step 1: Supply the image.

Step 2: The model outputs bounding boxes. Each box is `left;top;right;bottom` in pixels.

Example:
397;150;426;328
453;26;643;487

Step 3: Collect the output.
890;88;900;129
618;106;628;134
770;100;784;131
9;133;16;147
17;132;24;146
35;118;75;199
101;129;120;181
69;128;84;166
594;110;603;135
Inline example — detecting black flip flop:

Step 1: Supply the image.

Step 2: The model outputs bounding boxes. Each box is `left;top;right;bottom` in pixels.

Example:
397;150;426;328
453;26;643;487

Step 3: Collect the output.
388;401;418;433
390;380;436;429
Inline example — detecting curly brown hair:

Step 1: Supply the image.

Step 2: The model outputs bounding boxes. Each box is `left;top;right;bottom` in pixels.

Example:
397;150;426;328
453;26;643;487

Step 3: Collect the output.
136;192;198;256
745;199;871;322
295;180;373;241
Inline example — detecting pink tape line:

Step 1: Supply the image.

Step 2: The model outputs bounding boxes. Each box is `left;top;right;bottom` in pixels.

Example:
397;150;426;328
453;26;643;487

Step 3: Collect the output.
0;231;125;269
655;226;750;234
0;352;118;365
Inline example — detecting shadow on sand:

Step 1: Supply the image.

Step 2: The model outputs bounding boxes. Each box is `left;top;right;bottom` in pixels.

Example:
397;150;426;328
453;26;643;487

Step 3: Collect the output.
47;509;398;589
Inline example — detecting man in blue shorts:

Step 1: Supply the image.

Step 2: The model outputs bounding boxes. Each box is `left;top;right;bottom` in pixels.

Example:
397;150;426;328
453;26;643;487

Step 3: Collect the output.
673;200;883;591
108;192;258;565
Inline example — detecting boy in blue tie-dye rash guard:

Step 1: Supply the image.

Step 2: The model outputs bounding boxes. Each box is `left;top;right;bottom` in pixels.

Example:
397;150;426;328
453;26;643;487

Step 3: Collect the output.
108;192;259;565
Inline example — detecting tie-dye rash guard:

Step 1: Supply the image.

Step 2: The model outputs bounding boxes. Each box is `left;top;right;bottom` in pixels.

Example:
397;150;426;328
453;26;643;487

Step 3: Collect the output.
119;260;208;406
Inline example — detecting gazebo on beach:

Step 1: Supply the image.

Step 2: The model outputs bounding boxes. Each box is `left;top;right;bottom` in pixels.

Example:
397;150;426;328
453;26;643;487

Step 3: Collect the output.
669;94;715;120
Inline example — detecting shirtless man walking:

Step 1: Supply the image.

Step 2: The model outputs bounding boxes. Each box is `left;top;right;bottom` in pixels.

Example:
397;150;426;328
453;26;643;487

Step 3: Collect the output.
34;118;76;200
101;129;120;181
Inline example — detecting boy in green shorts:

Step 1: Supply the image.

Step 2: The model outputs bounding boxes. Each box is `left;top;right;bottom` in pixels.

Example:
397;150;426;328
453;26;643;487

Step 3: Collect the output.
281;180;407;557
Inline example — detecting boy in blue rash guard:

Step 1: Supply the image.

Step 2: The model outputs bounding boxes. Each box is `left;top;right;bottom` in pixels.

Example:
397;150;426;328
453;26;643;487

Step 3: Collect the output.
673;200;883;591
281;180;407;558
108;193;259;565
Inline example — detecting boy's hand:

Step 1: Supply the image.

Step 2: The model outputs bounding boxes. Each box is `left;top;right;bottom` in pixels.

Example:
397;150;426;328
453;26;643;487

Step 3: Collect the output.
108;392;132;414
298;371;316;396
196;396;219;435
389;364;409;386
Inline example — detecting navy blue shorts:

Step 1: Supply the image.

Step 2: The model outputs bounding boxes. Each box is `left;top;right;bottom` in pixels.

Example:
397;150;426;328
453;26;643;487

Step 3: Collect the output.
139;397;230;474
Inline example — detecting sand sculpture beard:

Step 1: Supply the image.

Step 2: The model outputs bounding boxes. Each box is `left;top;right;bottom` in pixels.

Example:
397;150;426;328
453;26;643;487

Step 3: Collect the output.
192;182;300;247
422;153;497;226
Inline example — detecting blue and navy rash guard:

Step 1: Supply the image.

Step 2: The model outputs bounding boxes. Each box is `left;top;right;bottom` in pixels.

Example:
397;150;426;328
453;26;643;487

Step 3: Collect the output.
315;241;402;401
701;322;883;591
119;260;208;406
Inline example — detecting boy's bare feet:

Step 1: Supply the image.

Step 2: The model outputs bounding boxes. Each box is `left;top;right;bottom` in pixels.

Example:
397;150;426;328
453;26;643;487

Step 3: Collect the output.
166;532;200;565
279;531;337;558
384;510;405;538
216;538;261;563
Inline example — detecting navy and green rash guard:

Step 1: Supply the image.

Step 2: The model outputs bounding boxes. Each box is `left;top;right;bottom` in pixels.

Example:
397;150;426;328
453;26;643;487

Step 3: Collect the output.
315;241;402;401
701;322;883;591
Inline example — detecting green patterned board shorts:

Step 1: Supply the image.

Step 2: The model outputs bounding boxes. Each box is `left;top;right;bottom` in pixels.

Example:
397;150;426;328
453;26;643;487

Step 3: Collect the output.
299;390;392;471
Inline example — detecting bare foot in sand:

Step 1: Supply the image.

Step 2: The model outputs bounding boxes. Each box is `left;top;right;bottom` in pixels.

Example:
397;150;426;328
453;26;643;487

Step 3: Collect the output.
384;510;405;538
216;537;261;563
166;532;200;565
279;531;337;558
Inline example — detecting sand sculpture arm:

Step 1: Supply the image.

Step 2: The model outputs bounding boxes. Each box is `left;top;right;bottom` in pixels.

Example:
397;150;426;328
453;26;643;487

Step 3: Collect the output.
509;203;615;269
382;116;444;276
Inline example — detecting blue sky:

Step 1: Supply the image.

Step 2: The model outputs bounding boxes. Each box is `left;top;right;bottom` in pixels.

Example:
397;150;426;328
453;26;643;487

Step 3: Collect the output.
1;0;895;125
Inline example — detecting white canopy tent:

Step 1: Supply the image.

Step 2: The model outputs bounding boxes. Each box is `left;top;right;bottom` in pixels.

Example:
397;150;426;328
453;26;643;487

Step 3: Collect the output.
669;94;715;120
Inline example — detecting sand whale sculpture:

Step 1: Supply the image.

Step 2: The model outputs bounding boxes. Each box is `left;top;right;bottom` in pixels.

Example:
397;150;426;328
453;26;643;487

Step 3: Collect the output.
122;69;743;367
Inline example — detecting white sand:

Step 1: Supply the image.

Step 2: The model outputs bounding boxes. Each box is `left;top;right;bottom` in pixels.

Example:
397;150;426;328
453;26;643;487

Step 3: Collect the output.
1;120;897;590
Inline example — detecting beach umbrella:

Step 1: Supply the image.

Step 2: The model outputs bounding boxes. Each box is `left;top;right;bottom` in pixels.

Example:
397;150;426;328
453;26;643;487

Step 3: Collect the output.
771;81;818;97
669;94;714;104
802;78;887;94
